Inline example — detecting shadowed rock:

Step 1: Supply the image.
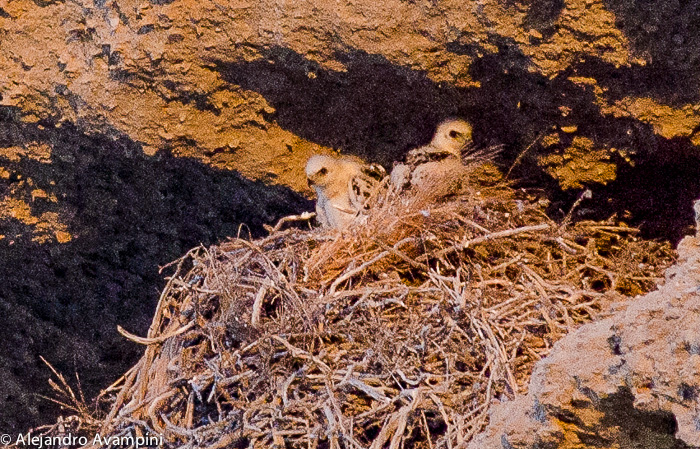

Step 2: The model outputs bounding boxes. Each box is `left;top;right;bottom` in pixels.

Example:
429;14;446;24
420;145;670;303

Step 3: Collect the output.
0;107;311;431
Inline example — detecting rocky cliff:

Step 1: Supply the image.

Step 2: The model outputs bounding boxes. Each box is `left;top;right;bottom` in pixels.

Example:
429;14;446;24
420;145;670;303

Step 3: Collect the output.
1;0;699;433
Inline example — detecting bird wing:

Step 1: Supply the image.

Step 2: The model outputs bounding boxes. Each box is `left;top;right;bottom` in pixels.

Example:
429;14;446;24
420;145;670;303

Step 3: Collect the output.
406;143;502;168
348;164;387;209
460;143;504;167
360;163;387;181
405;145;458;167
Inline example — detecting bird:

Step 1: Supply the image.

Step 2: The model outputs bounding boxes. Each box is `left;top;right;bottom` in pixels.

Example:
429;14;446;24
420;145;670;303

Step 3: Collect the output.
305;154;386;229
390;118;491;192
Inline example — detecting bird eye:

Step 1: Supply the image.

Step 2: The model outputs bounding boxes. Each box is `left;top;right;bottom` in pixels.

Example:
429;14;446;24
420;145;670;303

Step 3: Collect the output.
449;130;460;138
319;167;328;175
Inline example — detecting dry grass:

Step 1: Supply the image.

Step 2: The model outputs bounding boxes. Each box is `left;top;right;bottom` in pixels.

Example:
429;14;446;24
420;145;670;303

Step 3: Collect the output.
40;168;675;448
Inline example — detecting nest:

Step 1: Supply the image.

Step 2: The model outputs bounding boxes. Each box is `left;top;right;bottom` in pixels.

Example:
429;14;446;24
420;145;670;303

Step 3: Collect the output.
43;169;674;449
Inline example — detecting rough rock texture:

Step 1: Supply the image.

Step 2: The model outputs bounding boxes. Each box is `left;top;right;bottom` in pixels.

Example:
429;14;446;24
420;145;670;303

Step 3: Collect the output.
469;214;700;448
2;0;700;229
2;0;700;433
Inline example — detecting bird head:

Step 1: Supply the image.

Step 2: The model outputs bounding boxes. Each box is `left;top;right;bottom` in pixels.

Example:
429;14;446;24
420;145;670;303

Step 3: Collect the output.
431;118;473;156
305;155;335;188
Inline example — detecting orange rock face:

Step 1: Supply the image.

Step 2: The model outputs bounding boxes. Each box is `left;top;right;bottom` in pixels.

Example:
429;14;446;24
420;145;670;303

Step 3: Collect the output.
1;0;699;189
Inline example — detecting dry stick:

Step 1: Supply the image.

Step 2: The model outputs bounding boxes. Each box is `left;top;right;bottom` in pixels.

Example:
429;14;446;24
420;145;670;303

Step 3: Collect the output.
100;358;144;435
152;246;202;332
117;321;195;345
373;238;427;270
324;380;367;449
207;245;244;313
264;211;316;234
160;411;195;437
542;236;580;254
271;335;332;374
204;433;247;449
488;298;540;320
340;378;391;404
428;393;453;449
238;239;310;322
328;237;414;296
561;189;593;228
421;410;435;449
322;405;340;449
133;347;160;422
486;254;523;274
159;244;201;274
423;224;550;260
145;389;177;434
281;368;304;408
251;285;267;327
40;357;79;406
505;131;544;180
368;411;399;449
99;363;139;395
462;223;550;247
391;390;422;449
35;394;82;419
185;391;195;429
476;317;518;394
115;248;200;429
586;224;639;233
454;216;492;234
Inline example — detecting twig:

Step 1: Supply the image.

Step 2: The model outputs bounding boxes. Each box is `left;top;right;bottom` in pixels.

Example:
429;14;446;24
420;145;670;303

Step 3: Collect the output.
271;335;332;374
251;285;267;327
506;131;544;179
117;321;195;345
329;237;414;295
424;224;550;260
561;189;592;228
265;211;316;233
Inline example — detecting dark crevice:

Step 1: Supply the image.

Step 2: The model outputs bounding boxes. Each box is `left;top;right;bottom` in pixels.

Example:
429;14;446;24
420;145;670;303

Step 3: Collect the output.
571;55;700;107
523;0;565;38
608;334;623;355
538;387;695;448
598;388;696;448
213;47;469;167
604;0;700;100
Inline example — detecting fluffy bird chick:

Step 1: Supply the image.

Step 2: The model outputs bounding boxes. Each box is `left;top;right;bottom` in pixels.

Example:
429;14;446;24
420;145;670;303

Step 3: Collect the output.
390;118;481;192
423;118;473;158
306;154;385;229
